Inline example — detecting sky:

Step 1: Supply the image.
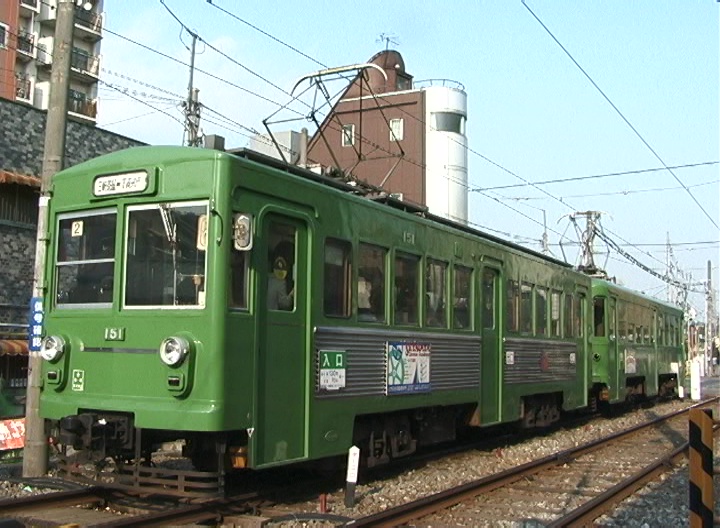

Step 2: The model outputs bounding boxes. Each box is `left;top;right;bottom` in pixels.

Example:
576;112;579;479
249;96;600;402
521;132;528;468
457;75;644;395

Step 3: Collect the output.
96;0;719;321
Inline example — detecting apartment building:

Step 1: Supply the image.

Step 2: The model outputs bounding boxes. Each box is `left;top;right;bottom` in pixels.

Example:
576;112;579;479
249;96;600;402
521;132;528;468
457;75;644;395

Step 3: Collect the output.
0;0;103;122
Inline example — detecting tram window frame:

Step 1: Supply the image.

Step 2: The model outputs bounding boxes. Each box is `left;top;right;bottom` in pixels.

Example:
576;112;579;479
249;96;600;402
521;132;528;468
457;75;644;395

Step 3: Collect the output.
55;208;116;308
394;251;420;326
454;265;473;330
323;238;352;318
535;286;548;336
506;279;520;333
520;282;533;334
358;243;386;323
425;258;448;328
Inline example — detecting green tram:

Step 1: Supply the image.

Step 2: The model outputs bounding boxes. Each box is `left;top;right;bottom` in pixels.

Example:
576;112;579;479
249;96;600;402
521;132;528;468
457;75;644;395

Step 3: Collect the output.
37;146;683;494
589;280;684;406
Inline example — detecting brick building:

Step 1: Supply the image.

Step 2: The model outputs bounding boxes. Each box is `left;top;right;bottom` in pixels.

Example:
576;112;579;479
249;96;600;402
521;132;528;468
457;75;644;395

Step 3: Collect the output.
307;50;469;223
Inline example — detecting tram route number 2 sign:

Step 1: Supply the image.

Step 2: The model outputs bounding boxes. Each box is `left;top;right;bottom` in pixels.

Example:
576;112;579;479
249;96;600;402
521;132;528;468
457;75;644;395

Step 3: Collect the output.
319;350;346;391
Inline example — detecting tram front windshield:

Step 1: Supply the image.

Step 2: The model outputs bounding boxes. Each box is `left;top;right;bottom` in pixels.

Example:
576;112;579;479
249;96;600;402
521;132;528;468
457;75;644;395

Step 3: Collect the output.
55;201;208;308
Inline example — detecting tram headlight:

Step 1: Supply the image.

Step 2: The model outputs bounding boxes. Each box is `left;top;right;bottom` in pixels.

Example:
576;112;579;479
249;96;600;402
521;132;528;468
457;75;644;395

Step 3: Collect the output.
40;335;66;362
159;336;190;367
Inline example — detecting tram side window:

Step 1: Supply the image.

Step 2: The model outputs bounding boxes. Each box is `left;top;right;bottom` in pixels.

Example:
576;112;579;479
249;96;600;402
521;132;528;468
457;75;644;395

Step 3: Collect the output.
480;269;495;330
394;252;419;325
619;313;627;341
425;259;447;327
358;243;386;322
229;249;248;309
658;315;665;346
536;286;548;336
593;297;606;337
520;282;533;334
56;210;116;306
564;293;574;337
324;238;351;317
643;311;652;343
454;265;473;330
550;290;561;337
577;293;586;338
506;280;519;332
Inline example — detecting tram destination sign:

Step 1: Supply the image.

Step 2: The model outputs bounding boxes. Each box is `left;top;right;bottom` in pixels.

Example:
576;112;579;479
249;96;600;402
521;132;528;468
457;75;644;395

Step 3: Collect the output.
93;170;148;197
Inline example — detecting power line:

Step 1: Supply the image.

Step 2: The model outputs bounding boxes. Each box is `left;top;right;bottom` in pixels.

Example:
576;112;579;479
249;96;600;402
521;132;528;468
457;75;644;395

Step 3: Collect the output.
99;79;185;126
521;0;719;231
474;161;719;192
496;178;718;201
186;2;708;287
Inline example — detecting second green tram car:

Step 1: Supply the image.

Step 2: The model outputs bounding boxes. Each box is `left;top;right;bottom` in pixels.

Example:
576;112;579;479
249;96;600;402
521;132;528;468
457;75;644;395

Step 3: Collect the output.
36;146;684;494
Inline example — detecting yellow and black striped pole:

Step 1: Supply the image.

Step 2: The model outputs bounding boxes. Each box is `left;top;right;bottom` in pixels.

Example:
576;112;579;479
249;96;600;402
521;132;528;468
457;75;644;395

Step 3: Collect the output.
689;408;714;527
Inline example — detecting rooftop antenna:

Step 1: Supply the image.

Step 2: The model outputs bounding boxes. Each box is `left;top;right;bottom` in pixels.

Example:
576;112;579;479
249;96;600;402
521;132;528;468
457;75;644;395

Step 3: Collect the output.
376;32;399;51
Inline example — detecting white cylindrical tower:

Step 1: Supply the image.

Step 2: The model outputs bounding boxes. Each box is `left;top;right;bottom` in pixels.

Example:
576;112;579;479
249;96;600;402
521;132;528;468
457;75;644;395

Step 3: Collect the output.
422;82;468;224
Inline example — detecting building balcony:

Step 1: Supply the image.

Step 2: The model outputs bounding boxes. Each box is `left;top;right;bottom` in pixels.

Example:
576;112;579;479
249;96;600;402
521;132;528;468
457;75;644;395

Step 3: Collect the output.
70;48;100;81
20;0;40;15
39;5;103;43
68;89;97;121
16;31;36;61
14;75;33;103
74;8;103;41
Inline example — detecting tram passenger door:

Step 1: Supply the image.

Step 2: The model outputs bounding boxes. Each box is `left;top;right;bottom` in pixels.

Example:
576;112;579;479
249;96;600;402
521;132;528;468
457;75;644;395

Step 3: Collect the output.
480;267;501;424
254;214;308;467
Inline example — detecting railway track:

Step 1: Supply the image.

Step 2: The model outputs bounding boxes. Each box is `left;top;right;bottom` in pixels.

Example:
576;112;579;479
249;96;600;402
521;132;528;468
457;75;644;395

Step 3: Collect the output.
0;399;713;526
347;398;718;527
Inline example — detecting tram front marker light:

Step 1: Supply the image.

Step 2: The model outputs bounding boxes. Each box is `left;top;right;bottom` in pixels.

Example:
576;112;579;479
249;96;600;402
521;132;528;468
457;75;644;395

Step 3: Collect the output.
40;335;66;362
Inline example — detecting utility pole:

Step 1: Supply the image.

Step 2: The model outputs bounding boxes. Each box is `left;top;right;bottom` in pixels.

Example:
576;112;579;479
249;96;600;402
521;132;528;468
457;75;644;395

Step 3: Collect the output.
183;32;201;146
24;0;76;477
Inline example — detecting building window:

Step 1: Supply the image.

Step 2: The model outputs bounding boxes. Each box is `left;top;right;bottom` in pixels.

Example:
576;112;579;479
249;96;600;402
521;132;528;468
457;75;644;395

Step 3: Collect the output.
341;124;355;147
389;118;404;141
432;112;465;134
0;24;8;49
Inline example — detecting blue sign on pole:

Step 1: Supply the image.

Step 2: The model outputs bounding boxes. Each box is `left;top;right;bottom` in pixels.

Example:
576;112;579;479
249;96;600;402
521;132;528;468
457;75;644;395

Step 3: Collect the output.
29;297;44;352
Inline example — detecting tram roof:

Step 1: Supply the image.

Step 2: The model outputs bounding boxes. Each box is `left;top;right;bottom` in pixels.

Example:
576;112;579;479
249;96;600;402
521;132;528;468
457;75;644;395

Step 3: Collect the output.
61;145;572;270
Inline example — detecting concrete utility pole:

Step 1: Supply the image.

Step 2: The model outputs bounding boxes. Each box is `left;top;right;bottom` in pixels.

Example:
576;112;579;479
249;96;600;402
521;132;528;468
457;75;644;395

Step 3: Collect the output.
24;0;76;477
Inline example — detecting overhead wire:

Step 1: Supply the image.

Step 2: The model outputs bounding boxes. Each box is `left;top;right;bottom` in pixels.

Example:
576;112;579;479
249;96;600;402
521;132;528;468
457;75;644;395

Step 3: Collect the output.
194;2;717;292
521;0;719;231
